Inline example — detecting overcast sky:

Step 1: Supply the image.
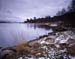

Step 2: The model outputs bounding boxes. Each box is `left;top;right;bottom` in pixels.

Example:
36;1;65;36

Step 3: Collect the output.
0;0;71;22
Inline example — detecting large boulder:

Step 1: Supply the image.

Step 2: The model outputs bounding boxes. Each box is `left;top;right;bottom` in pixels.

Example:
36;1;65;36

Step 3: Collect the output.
0;47;17;59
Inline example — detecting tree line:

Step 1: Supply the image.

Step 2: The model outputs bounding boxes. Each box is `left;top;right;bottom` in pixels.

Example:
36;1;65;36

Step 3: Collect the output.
24;0;75;27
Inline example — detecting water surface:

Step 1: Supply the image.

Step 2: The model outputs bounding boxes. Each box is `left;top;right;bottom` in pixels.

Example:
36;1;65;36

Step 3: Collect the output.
0;23;52;47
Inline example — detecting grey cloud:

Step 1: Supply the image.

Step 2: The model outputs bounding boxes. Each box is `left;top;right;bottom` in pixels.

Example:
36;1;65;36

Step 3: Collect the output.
0;0;71;22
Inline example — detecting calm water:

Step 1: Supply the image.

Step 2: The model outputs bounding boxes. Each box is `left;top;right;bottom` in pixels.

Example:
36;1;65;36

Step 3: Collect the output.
0;23;52;47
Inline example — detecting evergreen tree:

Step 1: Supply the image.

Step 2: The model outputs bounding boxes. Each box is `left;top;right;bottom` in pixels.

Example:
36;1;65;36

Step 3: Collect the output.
68;0;75;12
72;0;75;11
56;8;66;16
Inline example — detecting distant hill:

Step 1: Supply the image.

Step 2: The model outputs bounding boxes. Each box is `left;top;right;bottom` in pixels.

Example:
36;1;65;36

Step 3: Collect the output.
0;21;11;23
0;20;23;23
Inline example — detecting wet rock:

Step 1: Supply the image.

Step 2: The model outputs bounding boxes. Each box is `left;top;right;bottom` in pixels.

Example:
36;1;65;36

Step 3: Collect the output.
0;47;17;59
67;39;75;44
67;43;75;55
55;31;75;44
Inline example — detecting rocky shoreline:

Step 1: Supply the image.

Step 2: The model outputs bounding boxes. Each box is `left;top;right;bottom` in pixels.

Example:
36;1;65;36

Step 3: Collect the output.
0;30;75;59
